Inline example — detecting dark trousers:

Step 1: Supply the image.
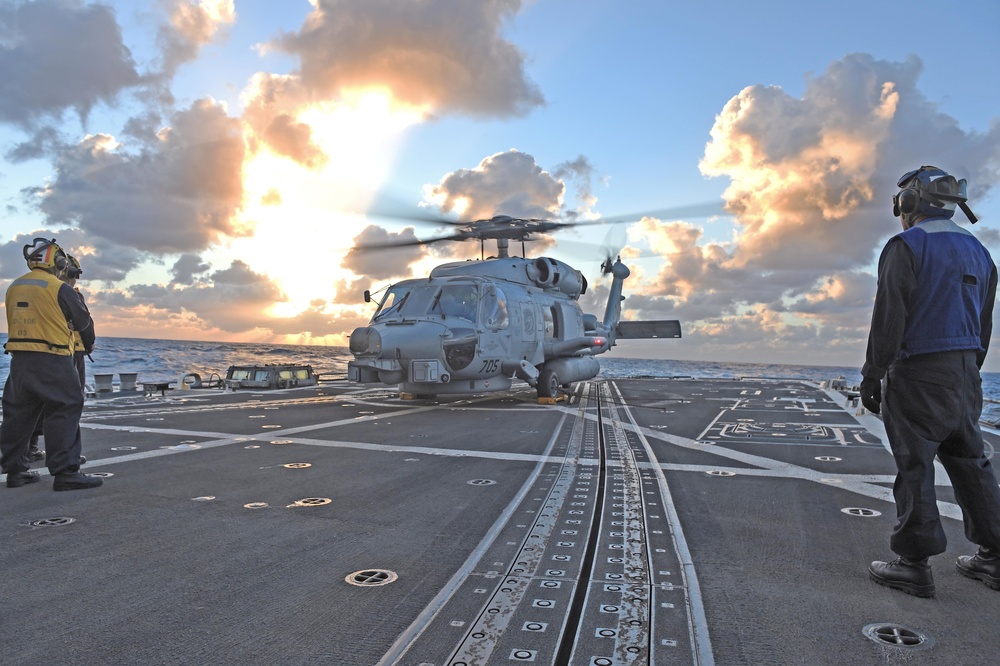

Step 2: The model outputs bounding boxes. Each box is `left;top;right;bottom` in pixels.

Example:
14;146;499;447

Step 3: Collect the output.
0;352;84;476
883;350;1000;559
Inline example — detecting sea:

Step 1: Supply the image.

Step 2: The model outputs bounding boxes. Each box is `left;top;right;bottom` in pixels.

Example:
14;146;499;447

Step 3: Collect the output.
2;335;1000;423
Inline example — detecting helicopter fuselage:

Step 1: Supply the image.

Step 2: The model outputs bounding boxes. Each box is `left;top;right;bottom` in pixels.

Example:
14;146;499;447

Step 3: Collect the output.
348;256;608;396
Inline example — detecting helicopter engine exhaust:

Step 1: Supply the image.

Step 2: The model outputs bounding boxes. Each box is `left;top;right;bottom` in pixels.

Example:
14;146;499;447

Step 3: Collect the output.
526;257;587;299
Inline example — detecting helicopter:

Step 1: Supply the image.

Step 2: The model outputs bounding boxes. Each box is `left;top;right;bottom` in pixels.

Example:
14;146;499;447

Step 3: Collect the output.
346;214;683;400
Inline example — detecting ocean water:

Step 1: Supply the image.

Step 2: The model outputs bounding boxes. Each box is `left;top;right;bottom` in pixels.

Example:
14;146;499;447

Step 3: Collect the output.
2;335;999;417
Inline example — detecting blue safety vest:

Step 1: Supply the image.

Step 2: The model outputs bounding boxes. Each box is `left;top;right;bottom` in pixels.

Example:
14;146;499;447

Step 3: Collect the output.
897;217;994;358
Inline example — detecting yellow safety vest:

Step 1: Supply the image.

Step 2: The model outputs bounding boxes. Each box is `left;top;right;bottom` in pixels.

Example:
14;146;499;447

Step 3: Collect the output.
4;269;74;355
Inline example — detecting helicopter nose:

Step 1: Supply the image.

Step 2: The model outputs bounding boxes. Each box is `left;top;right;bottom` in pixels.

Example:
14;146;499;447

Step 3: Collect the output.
349;326;381;355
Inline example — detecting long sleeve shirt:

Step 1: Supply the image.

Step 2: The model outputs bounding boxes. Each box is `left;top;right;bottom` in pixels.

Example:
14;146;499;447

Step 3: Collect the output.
862;236;997;380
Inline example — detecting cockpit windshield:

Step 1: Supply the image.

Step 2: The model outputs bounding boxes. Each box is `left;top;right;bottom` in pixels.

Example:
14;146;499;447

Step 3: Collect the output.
372;282;481;323
431;284;479;323
372;284;414;322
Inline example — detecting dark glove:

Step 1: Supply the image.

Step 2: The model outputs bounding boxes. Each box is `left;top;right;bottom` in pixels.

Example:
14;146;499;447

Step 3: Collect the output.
860;377;881;414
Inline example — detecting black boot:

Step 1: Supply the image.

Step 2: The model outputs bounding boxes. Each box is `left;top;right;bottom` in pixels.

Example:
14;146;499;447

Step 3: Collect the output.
6;470;40;488
957;547;1000;590
869;557;935;597
53;471;103;491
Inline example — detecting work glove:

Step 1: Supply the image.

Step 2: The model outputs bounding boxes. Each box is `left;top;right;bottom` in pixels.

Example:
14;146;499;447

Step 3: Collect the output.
860;377;881;415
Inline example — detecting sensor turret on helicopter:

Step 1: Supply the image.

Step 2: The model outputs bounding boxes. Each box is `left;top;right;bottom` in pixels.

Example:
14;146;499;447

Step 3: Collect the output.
347;215;681;399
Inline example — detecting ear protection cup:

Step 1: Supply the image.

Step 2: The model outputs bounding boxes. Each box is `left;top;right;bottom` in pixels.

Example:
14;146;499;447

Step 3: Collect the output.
896;188;921;216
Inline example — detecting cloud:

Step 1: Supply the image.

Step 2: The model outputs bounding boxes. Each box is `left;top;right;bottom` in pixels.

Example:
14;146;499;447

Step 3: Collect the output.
700;53;1000;272
240;73;327;167
0;228;139;282
125;260;285;332
425;149;565;220
271;0;543;118
156;0;236;81
33;99;247;253
341;225;428;280
0;0;141;127
602;53;1000;363
171;253;211;285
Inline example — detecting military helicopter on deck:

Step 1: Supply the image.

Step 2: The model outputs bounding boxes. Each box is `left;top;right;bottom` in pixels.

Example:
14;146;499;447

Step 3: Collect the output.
347;214;682;400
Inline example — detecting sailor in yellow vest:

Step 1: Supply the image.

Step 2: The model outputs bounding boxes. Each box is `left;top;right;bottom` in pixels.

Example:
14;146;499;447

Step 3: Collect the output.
62;254;89;390
1;238;101;490
22;253;93;466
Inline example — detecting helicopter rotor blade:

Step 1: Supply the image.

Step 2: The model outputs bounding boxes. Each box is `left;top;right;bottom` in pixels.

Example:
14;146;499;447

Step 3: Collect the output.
554;201;726;230
349;231;471;252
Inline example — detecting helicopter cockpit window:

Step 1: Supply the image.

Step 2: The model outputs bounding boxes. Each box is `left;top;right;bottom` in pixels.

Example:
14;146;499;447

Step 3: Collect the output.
433;284;478;322
482;286;509;330
372;286;412;322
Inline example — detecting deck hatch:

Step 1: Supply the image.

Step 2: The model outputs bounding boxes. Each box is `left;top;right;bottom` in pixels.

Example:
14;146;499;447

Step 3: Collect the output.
346;569;398;587
862;623;934;650
842;507;881;517
29;517;76;528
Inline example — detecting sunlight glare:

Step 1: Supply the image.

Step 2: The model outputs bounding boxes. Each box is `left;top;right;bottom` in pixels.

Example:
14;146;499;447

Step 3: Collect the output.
233;89;429;315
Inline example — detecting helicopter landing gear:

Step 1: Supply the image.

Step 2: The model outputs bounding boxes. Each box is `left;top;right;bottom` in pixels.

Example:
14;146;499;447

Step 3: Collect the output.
537;368;560;399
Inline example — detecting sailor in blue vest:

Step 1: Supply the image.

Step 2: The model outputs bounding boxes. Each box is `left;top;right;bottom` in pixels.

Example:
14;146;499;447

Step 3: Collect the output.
861;166;1000;597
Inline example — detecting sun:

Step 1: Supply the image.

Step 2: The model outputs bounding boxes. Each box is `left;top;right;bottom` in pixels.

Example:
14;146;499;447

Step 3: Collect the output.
231;88;429;317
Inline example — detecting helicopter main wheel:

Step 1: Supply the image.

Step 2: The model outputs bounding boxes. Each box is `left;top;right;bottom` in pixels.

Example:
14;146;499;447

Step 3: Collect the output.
538;368;560;399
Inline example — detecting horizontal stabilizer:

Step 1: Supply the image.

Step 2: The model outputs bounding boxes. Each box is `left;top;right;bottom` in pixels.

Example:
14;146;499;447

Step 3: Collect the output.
616;320;681;339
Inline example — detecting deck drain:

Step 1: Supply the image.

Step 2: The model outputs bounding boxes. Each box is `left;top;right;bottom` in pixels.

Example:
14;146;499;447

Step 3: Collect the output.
346;569;398;587
261;425;282;429
706;470;736;477
29;517;75;528
192;496;216;501
270;440;293;445
244;445;260;449
90;472;113;478
111;446;136;451
862;623;934;651
244;502;269;509
282;463;312;469
815;456;842;462
290;497;331;507
842;507;882;517
468;479;497;486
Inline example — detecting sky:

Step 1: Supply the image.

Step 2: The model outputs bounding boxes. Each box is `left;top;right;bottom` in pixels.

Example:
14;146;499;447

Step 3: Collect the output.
1;0;999;370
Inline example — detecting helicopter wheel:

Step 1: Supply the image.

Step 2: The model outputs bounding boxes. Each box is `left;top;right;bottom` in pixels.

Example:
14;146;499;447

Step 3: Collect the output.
538;368;560;399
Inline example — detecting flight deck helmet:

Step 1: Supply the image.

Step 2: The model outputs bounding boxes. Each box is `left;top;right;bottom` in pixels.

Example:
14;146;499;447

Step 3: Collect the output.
63;254;83;280
23;237;68;273
893;165;978;223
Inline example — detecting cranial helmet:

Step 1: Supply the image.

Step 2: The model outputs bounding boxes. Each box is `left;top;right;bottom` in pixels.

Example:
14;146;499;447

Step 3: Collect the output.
23;238;68;272
893;165;978;223
63;254;83;280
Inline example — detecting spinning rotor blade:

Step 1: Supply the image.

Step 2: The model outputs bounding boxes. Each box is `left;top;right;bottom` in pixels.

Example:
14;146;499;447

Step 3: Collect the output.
561;201;725;229
350;231;471;252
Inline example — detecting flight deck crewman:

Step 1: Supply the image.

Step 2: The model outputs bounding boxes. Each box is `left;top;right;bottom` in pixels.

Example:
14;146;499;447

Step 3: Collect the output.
861;166;1000;597
1;238;102;491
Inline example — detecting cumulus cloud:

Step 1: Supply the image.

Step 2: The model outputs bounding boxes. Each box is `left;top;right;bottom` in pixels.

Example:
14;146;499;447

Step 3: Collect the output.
126;260;285;332
425;149;564;220
700;53;1000;271
34;99;247;253
341;225;428;280
240;73;326;167
156;0;236;81
0;0;141;127
272;0;542;118
607;53;1000;363
171;253;211;285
